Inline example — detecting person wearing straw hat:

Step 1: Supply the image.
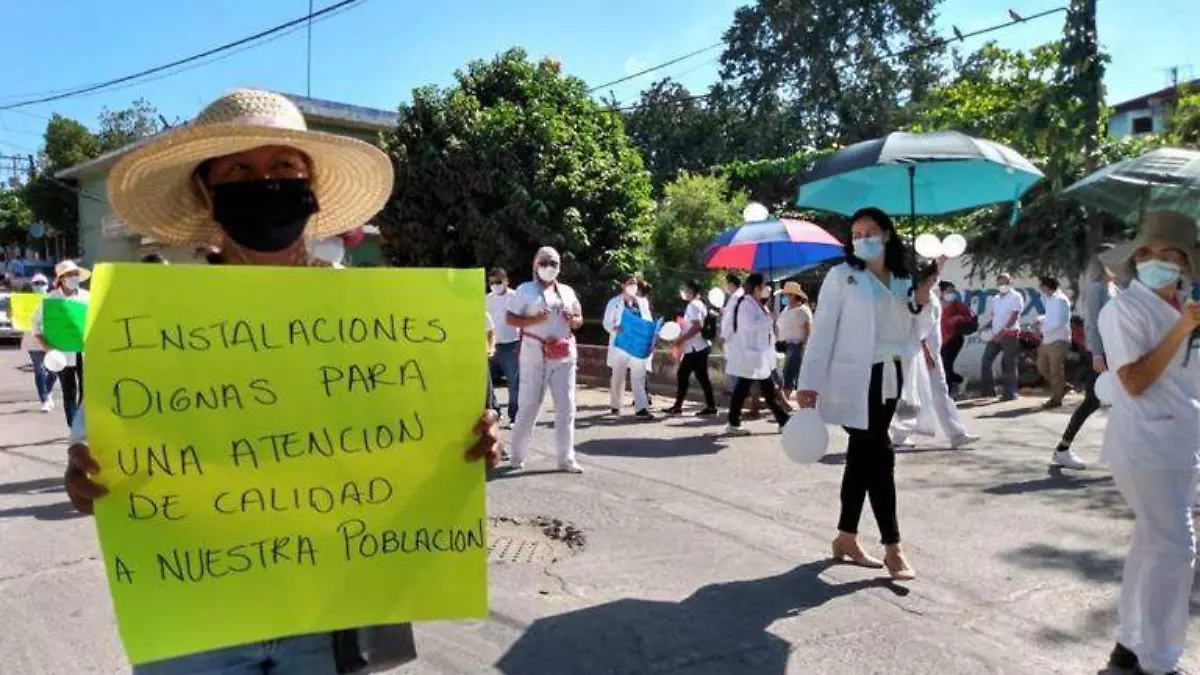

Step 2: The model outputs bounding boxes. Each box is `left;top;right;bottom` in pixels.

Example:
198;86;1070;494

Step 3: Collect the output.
774;281;812;402
32;260;90;429
62;88;501;675
1093;210;1200;675
21;272;57;413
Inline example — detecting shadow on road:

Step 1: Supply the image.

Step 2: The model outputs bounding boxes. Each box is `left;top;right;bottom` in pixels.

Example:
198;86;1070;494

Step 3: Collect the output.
984;466;1114;496
575;435;727;459
0;500;83;521
975;406;1048;419
0;476;63;496
495;559;903;674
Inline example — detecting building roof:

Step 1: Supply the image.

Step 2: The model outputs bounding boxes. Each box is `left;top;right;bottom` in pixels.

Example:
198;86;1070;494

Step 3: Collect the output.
1111;79;1200;114
56;91;398;181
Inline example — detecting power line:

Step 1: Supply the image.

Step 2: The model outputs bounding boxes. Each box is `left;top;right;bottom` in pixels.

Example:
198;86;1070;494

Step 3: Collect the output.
0;0;368;111
588;42;724;93
610;6;1067;113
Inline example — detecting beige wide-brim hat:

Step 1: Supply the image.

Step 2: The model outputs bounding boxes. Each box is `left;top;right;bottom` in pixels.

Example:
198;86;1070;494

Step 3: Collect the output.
1100;210;1200;282
108;88;394;247
775;280;807;300
55;260;91;282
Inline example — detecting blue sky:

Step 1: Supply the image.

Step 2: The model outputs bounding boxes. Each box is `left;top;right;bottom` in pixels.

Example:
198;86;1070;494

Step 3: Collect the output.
0;0;1194;156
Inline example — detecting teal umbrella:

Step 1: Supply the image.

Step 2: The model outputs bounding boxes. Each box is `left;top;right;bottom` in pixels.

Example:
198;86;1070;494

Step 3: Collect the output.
1063;147;1200;224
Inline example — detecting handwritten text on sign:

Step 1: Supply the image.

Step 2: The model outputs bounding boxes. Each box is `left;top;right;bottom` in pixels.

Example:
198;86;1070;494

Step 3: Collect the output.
83;264;487;665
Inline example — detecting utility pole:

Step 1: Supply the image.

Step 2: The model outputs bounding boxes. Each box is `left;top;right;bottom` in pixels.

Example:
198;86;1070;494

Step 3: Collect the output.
306;0;315;97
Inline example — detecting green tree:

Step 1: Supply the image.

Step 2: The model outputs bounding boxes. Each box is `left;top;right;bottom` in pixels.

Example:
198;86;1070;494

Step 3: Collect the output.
0;187;33;245
643;172;746;310
1168;93;1200;147
379;48;655;307
23;114;100;254
96;98;169;152
718;0;943;150
621;79;728;193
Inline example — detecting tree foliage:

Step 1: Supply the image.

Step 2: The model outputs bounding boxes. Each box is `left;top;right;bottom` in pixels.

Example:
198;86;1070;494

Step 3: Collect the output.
96;98;169;152
1168;93;1200;147
378;48;655;307
644;172;746;310
0;187;33;244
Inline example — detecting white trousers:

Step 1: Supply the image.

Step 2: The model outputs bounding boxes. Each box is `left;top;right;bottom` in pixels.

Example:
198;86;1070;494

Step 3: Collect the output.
510;354;577;467
608;349;649;412
891;355;968;444
1110;462;1198;674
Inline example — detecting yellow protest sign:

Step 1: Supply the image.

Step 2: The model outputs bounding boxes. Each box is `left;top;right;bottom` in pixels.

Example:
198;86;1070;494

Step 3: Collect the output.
82;263;488;665
9;292;40;332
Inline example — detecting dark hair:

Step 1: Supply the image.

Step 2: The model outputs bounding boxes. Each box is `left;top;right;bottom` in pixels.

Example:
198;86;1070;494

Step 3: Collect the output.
938;281;956;293
845;207;910;278
140;253;167;264
725;273;742;287
488;268;508;282
744;273;765;292
1039;276;1059;291
683;279;701;295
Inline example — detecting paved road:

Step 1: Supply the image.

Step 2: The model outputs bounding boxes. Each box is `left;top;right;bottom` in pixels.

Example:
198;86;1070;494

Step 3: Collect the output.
0;344;1197;674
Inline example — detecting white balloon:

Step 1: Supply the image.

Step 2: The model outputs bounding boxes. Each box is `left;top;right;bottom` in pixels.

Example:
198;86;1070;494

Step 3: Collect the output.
941;233;968;258
43;350;67;373
658;322;682;341
742;202;770;223
1095;372;1116;406
707;287;727;307
914;233;943;260
780;409;830;464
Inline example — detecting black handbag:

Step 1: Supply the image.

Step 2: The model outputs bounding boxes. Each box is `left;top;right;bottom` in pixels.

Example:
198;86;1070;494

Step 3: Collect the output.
333;624;418;673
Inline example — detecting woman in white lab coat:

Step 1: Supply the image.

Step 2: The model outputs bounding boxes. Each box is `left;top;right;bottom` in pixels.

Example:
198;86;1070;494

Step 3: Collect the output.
1094;211;1200;675
602;275;654;419
724;273;792;434
796;208;938;581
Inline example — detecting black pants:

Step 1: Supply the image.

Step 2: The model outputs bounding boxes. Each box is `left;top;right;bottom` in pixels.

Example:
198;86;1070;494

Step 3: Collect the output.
60;357;83;429
1060;365;1102;447
728;375;790;427
941;335;964;387
674;348;716;409
839;361;902;545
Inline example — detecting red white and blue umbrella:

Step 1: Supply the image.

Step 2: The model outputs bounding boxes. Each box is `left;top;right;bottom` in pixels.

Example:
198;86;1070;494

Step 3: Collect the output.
702;218;843;276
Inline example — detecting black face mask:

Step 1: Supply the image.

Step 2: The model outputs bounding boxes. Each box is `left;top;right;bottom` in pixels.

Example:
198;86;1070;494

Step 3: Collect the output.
210;178;319;253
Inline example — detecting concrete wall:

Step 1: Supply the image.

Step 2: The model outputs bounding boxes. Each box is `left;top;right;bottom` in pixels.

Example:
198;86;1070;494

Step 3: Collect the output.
1108;107;1168;139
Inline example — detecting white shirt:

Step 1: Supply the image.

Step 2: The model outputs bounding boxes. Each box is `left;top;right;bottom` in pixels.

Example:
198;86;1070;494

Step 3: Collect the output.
1040;290;1071;344
487;289;520;344
775;304;812;343
1098;280;1200;472
990;290;1025;334
31;288;89;367
724;295;775;380
867;272;912;363
683;298;711;353
720;288;745;342
509;280;581;362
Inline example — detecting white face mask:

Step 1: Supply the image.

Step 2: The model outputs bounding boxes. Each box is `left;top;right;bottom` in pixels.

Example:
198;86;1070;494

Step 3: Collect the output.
32;283;48;294
624;284;638;297
536;265;559;283
679;291;690;301
490;284;506;295
63;277;80;291
997;284;1011;295
759;288;771;300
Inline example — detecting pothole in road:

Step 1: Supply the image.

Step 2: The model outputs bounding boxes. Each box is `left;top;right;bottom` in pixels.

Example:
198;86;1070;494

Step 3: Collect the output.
488;516;586;565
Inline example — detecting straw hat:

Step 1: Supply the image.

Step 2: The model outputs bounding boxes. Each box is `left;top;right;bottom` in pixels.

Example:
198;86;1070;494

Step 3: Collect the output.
54;260;91;282
1100;210;1200;282
776;281;808;301
107;89;394;247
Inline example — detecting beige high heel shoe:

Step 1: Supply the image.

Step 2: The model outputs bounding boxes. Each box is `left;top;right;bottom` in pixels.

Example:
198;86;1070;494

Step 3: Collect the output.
831;536;884;569
884;549;916;581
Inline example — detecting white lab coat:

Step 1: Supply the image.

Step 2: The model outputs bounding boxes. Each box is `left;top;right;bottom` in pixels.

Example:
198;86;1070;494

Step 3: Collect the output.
507;281;582;467
724;295;776;380
797;263;934;430
891;298;969;443
602;294;653;411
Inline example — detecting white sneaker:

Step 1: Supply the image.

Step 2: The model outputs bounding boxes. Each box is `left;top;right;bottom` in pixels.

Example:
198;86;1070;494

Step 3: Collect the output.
724;424;751;436
1053;448;1087;470
951;434;980;449
510;460;525;471
40;399;54;413
558;461;584;474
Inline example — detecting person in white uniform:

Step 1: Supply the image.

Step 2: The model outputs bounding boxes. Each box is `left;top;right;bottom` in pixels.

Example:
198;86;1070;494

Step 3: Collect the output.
506;247;585;473
1036;276;1072;409
889;290;979;450
602;275;654;420
1094;210;1200;675
797;207;938;581
724;273;792;434
980;273;1026;400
